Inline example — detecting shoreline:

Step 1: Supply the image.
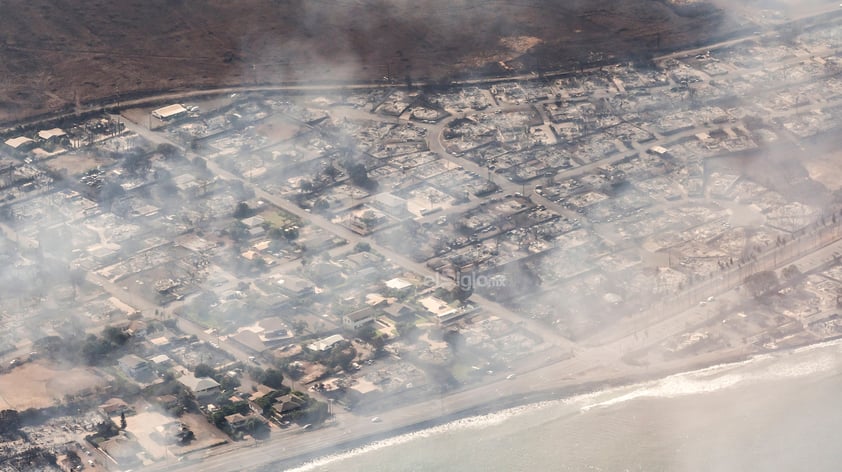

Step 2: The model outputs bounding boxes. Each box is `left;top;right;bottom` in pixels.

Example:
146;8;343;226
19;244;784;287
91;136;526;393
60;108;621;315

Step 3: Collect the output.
265;333;842;471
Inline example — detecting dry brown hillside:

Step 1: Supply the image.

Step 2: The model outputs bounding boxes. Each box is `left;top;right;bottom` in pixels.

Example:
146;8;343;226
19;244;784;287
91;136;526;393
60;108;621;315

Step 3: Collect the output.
0;0;728;123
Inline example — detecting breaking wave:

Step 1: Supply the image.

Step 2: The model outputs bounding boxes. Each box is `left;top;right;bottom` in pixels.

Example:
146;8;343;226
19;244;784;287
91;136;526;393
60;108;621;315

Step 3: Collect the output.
580;337;842;411
287;337;842;470
284;400;560;471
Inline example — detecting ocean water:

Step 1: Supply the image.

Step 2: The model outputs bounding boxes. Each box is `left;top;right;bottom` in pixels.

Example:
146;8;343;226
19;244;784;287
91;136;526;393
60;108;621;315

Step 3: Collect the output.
289;339;842;472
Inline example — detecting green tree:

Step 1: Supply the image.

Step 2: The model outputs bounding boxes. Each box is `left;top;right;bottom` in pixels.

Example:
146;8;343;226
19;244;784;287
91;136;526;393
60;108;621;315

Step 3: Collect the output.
194;363;215;378
220;375;241;391
102;326;130;346
348;163;372;188
291;320;308;335
233;202;253;219
156;143;181;159
259;368;285;389
328;344;357;372
119;411;127;430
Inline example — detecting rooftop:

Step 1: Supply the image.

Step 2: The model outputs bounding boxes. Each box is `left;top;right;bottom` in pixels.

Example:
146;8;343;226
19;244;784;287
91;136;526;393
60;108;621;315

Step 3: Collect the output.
178;374;221;392
153;104;188;119
37;128;66;140
118;354;148;370
307;334;345;352
345;307;377;322
4;136;33;149
385;277;413;291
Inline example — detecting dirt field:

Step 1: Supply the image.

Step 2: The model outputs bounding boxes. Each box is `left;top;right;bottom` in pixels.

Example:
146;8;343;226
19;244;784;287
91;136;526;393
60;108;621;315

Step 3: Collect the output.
805;150;842;191
0;0;731;125
43;150;116;177
0;361;105;410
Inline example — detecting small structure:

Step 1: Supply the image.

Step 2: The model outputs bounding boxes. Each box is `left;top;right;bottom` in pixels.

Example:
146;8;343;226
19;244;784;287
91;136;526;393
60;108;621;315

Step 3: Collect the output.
419;296;466;325
99;398;134;416
155;395;179;410
4;136;34;150
309;262;343;286
37;128;67;142
152;104;188;121
270;393;306;420
648;145;671;158
383;303;416;320
118;354;150;378
248;385;281;415
148;354;172;366
342;307;377;331
344;251;382;271
307;334;345;352
240;215;265;228
231;330;267;354
178;374;221;399
384;277;413;295
276;276;315;298
372;192;407;217
224;413;260;431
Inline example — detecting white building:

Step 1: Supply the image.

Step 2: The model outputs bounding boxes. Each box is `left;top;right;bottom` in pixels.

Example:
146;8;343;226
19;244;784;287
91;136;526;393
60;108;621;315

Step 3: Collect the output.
37;128;66;141
152;104;188;121
4;136;34;150
385;277;413;294
178;374;221;398
342;307;377;331
307;334;345;352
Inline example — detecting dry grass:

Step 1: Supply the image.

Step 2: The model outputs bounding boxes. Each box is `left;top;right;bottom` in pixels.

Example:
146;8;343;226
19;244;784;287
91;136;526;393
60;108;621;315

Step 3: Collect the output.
0;0;728;124
0;361;105;410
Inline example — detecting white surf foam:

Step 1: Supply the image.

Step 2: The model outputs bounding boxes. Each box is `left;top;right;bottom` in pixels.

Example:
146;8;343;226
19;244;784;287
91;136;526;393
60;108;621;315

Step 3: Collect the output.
285;401;560;472
287;338;842;470
581;339;842;412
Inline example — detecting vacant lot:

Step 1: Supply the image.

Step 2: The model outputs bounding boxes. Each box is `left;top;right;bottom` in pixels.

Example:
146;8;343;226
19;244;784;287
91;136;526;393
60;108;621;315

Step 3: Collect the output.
0;361;105;410
43;150;115;177
0;0;729;124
